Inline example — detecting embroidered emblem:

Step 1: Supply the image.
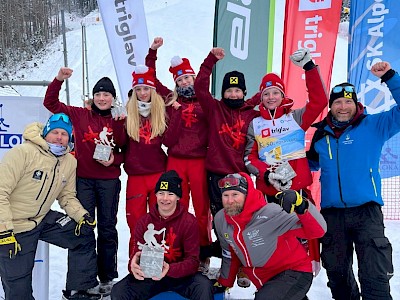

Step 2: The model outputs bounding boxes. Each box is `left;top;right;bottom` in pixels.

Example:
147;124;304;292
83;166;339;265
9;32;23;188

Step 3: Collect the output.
32;170;43;180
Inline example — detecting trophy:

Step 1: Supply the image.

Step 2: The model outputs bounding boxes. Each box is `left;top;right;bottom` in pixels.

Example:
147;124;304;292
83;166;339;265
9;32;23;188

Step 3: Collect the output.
111;97;127;119
273;160;296;184
140;245;165;278
93;144;112;161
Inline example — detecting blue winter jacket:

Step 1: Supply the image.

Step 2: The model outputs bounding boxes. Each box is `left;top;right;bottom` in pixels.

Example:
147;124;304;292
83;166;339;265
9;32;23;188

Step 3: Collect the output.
307;72;400;209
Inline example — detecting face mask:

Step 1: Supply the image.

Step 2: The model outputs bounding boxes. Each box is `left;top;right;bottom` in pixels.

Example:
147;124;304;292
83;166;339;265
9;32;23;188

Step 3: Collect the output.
176;85;195;98
47;142;67;156
222;98;245;109
138;100;151;117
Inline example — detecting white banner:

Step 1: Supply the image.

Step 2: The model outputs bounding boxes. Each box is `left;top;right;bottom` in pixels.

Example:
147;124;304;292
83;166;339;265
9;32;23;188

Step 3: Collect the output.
0;96;50;159
97;0;149;103
0;96;50;299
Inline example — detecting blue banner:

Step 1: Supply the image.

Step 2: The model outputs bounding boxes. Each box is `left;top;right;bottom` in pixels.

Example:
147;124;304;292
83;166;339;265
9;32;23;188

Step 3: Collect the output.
348;1;400;178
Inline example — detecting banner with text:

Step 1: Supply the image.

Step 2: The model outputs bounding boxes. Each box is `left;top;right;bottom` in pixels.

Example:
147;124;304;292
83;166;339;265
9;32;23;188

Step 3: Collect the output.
97;0;149;103
0;96;50;299
0;96;50;159
281;0;341;110
281;0;342;204
348;0;400;178
212;0;274;97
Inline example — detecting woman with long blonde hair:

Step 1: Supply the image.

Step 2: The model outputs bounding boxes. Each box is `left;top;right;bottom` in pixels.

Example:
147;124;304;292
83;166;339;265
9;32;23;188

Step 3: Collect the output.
146;37;213;268
113;65;177;256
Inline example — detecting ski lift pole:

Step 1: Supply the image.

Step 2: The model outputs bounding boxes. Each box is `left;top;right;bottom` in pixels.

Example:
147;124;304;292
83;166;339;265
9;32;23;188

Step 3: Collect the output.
61;9;70;105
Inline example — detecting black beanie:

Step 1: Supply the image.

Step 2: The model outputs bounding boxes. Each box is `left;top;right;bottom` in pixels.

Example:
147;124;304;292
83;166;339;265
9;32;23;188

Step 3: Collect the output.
92;77;116;98
221;71;246;98
155;170;183;198
329;82;358;108
219;173;248;195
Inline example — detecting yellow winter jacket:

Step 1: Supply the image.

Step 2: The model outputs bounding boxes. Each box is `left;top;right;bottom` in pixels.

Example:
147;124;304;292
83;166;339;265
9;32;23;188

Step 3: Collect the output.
0;122;88;233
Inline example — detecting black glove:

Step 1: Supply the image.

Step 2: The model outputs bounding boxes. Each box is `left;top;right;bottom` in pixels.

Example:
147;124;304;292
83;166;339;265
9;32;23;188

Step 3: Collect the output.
263;170;271;186
0;230;21;259
275;190;308;214
75;214;96;236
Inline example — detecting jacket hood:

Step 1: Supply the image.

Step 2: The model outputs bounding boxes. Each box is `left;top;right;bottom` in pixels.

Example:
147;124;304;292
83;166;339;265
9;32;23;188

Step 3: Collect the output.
225;172;267;226
259;97;294;120
23;122;50;150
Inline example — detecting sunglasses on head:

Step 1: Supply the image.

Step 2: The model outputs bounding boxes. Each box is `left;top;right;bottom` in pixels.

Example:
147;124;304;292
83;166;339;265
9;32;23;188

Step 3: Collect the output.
218;174;242;189
332;85;355;94
49;113;72;125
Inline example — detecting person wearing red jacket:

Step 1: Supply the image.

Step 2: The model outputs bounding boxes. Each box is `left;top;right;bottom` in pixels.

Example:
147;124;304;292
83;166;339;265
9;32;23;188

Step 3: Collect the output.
110;170;214;300
145;37;212;257
43;67;123;296
214;173;327;299
244;48;328;201
112;65;179;257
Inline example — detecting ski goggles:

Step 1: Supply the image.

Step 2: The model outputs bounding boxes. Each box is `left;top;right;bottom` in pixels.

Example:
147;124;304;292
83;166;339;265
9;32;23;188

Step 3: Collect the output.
48;113;72;126
218;173;243;189
331;85;355;94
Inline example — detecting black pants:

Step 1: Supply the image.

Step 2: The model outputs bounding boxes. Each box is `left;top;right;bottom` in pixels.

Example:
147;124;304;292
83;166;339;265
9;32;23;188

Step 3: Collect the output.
207;171;226;217
321;202;393;300
75;177;121;282
110;273;214;300
0;211;98;299
255;270;313;300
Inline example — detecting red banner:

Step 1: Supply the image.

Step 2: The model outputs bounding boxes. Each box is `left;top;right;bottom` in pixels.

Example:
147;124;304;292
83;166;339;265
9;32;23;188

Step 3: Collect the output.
281;0;342;205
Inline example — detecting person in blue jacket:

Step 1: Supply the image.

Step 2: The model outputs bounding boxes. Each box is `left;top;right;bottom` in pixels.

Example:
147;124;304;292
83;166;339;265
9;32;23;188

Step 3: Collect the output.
307;61;398;300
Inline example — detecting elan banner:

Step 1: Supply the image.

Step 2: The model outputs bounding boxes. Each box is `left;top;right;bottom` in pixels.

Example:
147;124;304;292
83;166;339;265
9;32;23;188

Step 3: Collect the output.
212;0;274;97
97;0;149;103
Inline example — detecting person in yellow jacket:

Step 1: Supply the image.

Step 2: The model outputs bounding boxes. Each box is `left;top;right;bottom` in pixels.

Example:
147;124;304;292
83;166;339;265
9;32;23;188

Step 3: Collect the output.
0;113;101;300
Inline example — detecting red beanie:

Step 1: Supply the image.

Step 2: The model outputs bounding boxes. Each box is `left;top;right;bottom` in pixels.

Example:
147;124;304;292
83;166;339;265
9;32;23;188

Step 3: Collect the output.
169;56;196;82
259;73;285;96
132;65;156;89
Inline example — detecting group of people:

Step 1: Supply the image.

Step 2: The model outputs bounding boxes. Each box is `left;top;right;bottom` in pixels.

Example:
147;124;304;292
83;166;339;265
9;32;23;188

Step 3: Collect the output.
0;34;397;300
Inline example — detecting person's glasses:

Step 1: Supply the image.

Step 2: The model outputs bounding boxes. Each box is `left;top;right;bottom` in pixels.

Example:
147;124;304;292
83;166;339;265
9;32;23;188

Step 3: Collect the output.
332;85;355;94
218;174;242;189
49;113;71;125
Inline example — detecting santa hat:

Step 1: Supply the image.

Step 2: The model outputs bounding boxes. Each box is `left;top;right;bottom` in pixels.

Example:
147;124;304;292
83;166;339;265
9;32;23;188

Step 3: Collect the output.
132;65;156;89
169;56;196;82
259;73;286;96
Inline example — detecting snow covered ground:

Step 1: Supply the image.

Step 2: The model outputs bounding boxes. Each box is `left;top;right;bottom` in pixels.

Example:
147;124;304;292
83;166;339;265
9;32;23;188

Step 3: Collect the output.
5;0;400;299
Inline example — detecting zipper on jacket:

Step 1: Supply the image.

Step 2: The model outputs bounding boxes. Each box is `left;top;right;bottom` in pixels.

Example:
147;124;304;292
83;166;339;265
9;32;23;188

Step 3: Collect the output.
370;168;378;197
35;173;48;201
34;160;59;218
230;217;251;267
336;139;346;207
252;267;263;287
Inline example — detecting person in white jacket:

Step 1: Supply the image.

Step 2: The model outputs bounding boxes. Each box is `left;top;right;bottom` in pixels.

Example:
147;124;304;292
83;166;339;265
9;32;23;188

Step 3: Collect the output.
0;113;101;300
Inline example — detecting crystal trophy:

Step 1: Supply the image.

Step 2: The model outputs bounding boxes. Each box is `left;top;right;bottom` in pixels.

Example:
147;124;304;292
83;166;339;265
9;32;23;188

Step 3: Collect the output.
274;161;296;184
93;144;112;161
140;245;165;278
111;97;127;118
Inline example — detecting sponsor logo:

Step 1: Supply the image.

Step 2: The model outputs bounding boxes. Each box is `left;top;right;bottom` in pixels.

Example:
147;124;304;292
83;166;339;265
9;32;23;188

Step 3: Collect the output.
299;0;332;11
0;103;23;149
227;0;251;60
262;128;270;137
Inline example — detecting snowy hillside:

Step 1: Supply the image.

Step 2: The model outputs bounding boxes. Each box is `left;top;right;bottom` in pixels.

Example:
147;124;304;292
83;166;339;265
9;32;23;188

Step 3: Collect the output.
5;0;399;299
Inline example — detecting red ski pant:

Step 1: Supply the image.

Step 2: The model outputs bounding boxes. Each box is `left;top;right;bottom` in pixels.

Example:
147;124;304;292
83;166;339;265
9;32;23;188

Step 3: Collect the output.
125;172;163;256
167;156;212;246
